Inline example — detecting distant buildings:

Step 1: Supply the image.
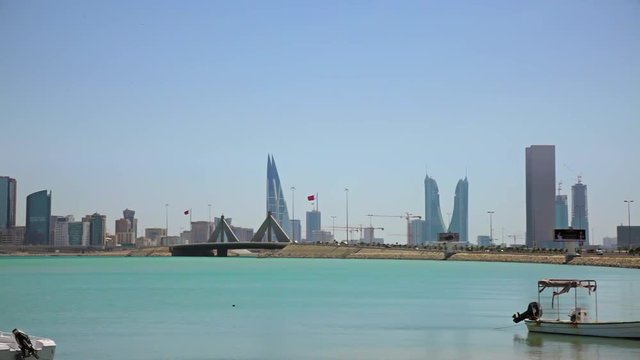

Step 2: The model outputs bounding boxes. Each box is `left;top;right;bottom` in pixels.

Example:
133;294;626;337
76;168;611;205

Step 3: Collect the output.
51;215;74;246
477;235;492;247
410;219;425;246
68;221;90;246
571;179;589;246
145;228;167;246
190;221;213;243
602;236;617;250
231;226;254;242
555;193;569;229
115;208;138;246
266;155;292;237
424;172;446;242
448;177;469;242
291;219;301;242
0;176;17;230
25;190;52;245
423;172;469;243
83;213;106;246
115;209;137;246
525;145;556;249
616;226;640;249
306;210;321;243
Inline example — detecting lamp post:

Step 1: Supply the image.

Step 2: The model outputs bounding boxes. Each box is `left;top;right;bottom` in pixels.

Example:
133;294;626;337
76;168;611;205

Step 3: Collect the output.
165;203;169;236
345;188;349;243
487;211;495;247
291;186;296;242
331;216;337;241
625;200;634;250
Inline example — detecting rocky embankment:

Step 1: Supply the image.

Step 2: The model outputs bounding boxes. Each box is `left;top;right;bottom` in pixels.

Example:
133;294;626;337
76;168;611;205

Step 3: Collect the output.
264;244;640;269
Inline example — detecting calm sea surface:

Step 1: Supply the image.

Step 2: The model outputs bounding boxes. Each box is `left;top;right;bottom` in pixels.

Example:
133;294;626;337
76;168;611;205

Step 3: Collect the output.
1;257;640;359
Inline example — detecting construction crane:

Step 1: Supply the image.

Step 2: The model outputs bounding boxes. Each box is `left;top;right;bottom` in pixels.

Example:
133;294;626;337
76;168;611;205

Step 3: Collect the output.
366;213;422;245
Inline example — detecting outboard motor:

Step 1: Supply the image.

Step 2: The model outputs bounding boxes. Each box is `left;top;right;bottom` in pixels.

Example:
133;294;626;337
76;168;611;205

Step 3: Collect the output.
12;329;39;359
512;302;543;323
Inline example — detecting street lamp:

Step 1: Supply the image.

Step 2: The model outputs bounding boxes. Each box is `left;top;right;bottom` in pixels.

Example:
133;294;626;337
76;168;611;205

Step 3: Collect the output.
331;216;337;241
625;200;634;250
291;186;296;242
345;188;349;243
487;211;495;247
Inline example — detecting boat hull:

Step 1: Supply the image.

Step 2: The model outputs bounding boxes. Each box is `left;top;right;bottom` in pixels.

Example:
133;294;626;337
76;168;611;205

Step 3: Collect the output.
525;319;640;339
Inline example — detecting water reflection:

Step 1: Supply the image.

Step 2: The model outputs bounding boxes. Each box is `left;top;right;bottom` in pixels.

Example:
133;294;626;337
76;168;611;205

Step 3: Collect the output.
513;332;640;360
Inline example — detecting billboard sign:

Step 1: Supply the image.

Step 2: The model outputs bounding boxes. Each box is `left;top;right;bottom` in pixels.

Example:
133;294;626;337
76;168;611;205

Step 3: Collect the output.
438;232;460;242
554;229;586;242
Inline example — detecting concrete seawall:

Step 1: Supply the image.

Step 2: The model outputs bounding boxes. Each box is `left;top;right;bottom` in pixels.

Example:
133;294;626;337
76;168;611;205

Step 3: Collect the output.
262;244;640;269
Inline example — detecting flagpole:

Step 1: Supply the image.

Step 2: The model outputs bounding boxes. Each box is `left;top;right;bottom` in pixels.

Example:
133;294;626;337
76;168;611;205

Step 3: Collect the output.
189;208;192;224
316;192;319;212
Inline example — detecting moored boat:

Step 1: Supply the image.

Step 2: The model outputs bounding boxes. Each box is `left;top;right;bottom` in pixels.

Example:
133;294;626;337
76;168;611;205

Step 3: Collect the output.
513;279;640;339
0;329;56;360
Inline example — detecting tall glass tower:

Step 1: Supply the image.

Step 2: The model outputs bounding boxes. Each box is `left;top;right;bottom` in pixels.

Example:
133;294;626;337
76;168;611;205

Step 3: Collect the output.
266;155;292;237
447;177;469;242
571;178;589;245
0;176;17;230
424;172;445;242
25;190;51;245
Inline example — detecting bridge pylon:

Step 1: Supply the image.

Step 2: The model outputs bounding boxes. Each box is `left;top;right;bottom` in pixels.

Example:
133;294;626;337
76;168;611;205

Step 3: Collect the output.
208;215;240;243
251;212;291;243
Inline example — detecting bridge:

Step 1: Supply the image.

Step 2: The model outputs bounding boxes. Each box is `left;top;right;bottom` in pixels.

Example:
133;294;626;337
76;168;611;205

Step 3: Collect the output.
170;212;291;257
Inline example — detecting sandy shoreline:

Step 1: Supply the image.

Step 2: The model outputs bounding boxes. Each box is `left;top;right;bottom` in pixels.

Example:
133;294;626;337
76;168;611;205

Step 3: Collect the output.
2;244;640;269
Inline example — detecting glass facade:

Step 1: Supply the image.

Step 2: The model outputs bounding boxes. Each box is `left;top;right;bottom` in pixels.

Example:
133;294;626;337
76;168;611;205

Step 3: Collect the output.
266;155;292;237
305;210;321;243
25;190;51;245
555;195;569;229
0;177;17;230
424;173;445;242
571;181;589;246
88;213;106;246
447;177;469;242
68;222;84;246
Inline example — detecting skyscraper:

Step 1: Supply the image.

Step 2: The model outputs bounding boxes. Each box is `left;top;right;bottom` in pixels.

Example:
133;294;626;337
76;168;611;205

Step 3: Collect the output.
83;213;106;246
306;210;321;243
424;172;468;243
0;176;17;230
266;155;291;237
424;172;445;242
447;177;469;242
555;194;569;229
571;178;589;245
525;145;556;249
25;190;52;245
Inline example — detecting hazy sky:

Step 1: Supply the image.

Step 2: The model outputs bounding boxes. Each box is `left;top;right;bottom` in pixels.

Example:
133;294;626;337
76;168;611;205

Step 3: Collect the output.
2;1;639;244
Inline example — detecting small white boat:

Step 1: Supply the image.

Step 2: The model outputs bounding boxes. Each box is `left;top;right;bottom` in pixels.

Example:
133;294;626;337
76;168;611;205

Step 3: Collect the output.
513;279;640;339
0;329;56;360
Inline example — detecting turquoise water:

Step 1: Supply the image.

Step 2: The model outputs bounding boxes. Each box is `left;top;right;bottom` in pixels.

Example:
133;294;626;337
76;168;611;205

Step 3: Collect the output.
1;257;640;359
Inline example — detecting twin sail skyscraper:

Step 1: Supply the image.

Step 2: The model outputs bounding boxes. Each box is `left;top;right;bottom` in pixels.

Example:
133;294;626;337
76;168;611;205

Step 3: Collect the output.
424;172;468;242
266;155;292;238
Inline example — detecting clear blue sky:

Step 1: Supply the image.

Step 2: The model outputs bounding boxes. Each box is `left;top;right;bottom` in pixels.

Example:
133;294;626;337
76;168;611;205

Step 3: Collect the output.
2;1;639;244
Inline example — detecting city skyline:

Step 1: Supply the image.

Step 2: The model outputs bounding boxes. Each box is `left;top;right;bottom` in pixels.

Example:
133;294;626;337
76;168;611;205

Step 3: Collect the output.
2;1;639;243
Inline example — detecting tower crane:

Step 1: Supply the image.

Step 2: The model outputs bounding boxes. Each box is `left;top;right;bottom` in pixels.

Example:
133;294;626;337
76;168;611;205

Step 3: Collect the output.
366;213;422;245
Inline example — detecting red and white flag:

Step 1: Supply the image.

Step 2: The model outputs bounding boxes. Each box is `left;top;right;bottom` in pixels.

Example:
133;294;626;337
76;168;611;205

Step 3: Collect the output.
307;195;315;201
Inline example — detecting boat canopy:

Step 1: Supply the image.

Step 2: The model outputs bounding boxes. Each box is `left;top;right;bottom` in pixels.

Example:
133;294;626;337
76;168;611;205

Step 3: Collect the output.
538;279;597;306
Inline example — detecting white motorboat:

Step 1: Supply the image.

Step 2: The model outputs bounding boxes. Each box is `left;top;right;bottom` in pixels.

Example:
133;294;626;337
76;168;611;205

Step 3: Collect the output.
513;279;640;339
0;329;56;360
